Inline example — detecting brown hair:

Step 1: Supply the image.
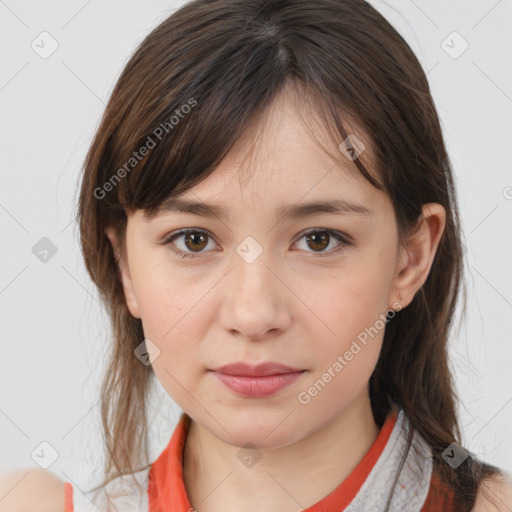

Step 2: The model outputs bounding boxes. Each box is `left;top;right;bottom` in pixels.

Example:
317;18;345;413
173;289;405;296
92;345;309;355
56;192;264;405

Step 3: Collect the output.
77;0;502;509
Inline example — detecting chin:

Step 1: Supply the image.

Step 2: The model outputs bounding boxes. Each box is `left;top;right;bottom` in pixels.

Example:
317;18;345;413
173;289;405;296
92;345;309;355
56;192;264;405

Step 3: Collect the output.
212;411;305;450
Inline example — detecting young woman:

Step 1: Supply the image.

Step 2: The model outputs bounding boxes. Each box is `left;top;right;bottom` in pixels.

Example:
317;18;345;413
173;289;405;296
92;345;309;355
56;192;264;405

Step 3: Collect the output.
5;0;510;511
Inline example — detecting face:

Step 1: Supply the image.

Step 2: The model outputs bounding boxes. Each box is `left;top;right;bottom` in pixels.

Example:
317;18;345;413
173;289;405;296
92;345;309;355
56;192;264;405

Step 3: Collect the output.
110;86;420;450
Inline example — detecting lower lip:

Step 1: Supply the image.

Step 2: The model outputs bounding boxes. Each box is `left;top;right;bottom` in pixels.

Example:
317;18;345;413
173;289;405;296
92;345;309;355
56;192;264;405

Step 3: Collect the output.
211;371;305;398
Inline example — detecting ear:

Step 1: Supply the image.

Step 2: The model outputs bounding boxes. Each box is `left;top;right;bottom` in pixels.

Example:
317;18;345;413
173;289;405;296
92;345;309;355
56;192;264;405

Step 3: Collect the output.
105;226;141;319
389;203;446;310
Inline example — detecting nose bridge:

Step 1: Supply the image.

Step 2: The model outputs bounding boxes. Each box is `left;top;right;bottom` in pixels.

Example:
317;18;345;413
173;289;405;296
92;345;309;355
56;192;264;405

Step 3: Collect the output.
218;233;289;339
232;233;276;300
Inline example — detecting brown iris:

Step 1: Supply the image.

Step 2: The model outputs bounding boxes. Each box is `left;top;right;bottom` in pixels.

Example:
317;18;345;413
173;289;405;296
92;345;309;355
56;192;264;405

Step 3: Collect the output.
305;232;330;252
184;232;208;252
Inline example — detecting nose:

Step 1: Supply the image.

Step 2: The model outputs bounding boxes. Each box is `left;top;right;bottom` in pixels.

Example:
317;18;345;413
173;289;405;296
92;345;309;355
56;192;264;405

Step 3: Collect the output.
217;248;291;342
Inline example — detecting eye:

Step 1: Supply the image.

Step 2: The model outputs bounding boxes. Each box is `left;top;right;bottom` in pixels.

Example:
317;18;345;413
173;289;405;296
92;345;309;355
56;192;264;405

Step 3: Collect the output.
160;228;352;259
294;228;352;256
161;229;218;259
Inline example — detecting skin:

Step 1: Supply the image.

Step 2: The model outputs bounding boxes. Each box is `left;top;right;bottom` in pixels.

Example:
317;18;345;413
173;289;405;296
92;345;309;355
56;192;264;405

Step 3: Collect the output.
106;84;446;512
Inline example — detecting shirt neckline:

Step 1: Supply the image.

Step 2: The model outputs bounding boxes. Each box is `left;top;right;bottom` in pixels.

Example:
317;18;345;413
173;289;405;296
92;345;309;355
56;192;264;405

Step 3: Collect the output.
147;406;399;512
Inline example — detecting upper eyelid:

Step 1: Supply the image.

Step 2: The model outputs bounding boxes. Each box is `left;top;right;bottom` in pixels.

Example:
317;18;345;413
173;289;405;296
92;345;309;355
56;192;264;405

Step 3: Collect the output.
162;227;351;251
162;227;350;241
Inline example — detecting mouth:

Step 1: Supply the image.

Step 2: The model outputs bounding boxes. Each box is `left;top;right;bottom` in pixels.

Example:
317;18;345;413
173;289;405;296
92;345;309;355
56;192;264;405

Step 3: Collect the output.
210;361;305;377
208;366;306;398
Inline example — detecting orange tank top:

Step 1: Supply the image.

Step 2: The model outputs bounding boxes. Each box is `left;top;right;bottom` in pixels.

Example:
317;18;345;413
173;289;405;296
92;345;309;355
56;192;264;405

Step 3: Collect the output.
63;408;456;511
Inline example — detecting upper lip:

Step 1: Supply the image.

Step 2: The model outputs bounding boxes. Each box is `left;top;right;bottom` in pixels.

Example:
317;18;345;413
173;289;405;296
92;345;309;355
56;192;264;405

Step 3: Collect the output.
211;362;304;377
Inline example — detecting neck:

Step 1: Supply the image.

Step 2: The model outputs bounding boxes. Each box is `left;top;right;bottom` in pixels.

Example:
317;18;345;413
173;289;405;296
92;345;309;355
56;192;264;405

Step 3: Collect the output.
183;392;381;512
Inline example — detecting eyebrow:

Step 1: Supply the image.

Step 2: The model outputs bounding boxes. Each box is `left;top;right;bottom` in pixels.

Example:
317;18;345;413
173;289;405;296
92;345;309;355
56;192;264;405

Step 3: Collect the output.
147;197;374;221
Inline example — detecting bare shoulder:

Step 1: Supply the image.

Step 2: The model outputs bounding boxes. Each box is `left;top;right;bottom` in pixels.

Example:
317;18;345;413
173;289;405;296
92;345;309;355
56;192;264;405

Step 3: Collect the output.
0;468;66;512
473;472;512;512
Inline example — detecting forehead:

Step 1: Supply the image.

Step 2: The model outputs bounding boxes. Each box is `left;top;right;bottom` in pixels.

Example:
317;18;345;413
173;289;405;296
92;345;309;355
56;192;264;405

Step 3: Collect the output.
143;82;387;222
144;155;386;227
192;92;374;190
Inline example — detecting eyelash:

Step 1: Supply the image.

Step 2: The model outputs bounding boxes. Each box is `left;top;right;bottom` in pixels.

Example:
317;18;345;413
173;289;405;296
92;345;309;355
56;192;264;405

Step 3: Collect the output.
160;228;352;259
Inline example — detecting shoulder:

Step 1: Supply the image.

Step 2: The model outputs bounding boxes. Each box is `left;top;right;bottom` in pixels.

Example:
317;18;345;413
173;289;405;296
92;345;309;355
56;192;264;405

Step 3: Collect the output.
0;468;66;512
473;472;512;512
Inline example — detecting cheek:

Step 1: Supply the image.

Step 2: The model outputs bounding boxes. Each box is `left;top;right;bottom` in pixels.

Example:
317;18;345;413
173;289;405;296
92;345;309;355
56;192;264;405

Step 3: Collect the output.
138;283;207;408
131;255;199;335
300;251;393;379
136;279;202;353
130;264;210;395
298;277;387;412
311;259;393;339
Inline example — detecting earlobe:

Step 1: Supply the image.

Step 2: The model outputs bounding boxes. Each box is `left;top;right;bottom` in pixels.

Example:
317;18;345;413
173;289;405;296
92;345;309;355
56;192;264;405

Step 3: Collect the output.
390;203;446;310
105;226;141;319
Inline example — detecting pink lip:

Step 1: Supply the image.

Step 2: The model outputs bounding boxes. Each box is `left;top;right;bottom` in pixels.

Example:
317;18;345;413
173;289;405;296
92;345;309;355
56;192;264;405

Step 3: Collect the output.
212;362;303;376
209;362;305;398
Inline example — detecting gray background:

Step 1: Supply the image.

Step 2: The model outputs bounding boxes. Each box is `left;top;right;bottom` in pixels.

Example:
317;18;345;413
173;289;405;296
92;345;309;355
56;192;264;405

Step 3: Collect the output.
0;0;511;494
